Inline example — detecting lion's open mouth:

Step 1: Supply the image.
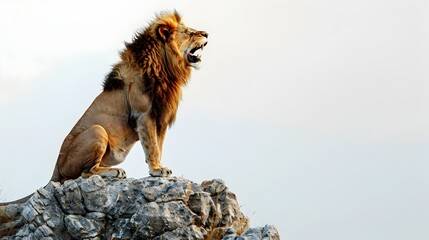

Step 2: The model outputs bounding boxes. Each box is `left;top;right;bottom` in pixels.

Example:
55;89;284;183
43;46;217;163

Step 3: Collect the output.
188;42;208;63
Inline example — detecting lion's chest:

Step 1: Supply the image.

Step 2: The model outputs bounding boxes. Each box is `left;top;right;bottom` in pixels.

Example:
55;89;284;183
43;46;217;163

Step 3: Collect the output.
150;82;182;126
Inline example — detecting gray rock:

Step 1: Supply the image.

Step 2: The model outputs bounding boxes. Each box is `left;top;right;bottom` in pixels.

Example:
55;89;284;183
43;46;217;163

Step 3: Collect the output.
0;176;279;239
202;179;249;236
188;192;215;226
107;218;133;239
155;225;206;239
222;225;280;240
131;201;197;238
55;181;86;215
64;215;103;239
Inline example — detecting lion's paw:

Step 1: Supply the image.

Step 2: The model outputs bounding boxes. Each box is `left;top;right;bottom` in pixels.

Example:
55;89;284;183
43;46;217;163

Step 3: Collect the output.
83;168;127;179
116;168;127;179
149;167;172;177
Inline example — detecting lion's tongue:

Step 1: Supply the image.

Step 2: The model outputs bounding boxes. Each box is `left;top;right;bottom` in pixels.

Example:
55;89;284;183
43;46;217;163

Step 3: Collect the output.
190;48;202;59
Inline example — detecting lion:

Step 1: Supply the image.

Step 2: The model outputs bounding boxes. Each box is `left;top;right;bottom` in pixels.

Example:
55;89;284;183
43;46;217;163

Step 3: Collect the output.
53;11;208;181
1;11;208;206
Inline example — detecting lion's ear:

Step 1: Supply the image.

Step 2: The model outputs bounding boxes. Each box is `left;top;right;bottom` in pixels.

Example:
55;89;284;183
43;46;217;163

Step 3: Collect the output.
158;25;173;41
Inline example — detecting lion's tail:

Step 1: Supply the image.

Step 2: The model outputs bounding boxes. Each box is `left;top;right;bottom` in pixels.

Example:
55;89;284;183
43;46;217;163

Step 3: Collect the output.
0;192;34;237
0;158;63;208
0;186;41;237
0;194;30;237
0;193;33;207
0;159;65;237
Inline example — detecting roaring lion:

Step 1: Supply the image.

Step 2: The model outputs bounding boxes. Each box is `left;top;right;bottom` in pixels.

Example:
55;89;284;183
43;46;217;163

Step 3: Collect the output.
52;11;208;181
1;11;208;206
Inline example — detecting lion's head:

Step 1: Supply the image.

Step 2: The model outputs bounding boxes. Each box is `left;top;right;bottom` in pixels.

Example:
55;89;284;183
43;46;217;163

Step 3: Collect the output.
125;11;208;74
152;11;209;69
122;11;208;86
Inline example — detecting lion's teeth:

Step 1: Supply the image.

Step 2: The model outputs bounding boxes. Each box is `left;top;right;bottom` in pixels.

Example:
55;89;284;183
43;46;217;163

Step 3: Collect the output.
194;48;202;55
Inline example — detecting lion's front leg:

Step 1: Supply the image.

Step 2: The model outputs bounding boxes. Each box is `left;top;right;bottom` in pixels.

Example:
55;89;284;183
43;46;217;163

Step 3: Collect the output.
136;113;172;177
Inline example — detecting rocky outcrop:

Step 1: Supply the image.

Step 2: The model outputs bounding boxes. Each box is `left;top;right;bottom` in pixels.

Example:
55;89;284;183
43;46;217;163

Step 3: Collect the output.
0;176;279;239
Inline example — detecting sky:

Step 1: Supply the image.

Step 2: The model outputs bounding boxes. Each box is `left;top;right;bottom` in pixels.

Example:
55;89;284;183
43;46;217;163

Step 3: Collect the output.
1;0;429;239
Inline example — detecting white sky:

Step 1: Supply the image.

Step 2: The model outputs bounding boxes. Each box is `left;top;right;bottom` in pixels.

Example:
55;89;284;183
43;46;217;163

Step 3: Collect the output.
1;0;429;239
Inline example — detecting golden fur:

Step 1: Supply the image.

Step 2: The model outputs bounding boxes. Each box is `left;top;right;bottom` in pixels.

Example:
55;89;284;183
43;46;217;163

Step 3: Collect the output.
48;11;209;182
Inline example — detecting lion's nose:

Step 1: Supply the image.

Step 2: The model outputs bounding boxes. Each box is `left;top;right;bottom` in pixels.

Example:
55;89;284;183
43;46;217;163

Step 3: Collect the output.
199;31;209;38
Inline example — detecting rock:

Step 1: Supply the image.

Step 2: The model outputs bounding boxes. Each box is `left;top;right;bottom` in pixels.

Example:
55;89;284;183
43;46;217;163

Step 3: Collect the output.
0;176;279;239
155;225;206;239
64;214;104;239
223;225;280;240
131;201;197;238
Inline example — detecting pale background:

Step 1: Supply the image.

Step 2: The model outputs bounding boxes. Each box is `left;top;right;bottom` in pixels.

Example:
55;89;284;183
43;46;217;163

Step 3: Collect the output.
1;0;428;239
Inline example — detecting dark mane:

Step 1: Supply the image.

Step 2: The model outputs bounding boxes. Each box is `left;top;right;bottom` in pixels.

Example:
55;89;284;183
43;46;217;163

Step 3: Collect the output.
125;27;190;131
103;70;124;91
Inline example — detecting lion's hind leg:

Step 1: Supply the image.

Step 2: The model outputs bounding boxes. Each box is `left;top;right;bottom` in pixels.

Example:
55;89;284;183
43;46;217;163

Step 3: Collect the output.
59;125;126;180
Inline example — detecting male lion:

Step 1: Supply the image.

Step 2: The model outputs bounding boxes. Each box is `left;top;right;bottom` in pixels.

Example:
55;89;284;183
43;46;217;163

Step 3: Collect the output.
0;11;208;233
48;11;208;183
